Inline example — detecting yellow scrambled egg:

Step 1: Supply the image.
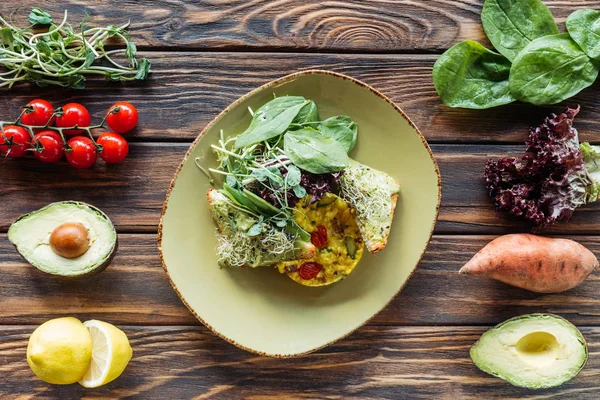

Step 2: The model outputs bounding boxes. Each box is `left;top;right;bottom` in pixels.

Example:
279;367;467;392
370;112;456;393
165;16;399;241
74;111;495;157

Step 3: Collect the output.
277;193;364;286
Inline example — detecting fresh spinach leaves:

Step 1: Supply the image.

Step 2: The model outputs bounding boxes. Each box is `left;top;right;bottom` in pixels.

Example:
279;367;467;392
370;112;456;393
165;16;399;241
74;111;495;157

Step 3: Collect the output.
293;100;320;127
481;0;558;62
434;0;600;109
235;96;308;148
284;129;349;174
567;9;600;60
509;34;599;105
318;116;358;152
433;41;515;109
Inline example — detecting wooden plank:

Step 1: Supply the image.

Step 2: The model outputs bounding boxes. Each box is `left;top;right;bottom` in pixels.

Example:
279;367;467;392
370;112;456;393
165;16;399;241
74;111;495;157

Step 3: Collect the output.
3;234;600;326
2;1;598;53
2;324;600;399
3;52;600;144
2;143;600;235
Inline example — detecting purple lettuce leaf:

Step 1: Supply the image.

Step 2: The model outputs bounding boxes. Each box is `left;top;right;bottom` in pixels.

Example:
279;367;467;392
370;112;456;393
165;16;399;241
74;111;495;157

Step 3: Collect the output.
484;106;588;229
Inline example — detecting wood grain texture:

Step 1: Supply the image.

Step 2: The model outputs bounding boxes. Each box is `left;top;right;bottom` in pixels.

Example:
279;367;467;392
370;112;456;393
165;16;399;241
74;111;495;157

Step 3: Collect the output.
3;324;600;399
3;234;600;327
3;52;600;144
3;0;599;53
2;144;600;235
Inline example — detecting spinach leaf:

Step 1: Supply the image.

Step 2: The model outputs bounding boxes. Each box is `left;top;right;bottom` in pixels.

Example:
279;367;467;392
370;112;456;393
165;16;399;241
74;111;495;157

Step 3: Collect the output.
567;9;600;60
481;0;559;62
293;100;319;127
235;96;307;149
433;41;515;109
284;129;349;174
29;8;53;26
318;116;358;152
509;34;599;105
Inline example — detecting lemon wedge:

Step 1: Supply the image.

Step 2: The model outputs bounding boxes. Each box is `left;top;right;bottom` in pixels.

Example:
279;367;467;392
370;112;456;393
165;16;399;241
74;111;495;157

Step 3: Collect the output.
78;320;133;388
27;317;92;384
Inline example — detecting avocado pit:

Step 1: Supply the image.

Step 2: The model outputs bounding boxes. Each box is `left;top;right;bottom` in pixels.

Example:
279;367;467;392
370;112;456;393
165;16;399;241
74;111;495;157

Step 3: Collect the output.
50;222;90;259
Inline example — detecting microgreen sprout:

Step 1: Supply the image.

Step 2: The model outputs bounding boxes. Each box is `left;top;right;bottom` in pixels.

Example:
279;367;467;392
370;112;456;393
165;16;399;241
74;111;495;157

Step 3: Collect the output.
0;9;150;89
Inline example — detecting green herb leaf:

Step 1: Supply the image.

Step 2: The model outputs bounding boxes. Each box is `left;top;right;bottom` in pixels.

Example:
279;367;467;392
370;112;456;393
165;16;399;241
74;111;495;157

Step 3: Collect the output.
285;165;302;187
242;189;281;216
29;8;53;26
246;223;263;237
318;116;358;152
567;9;600;60
235;96;308;149
82;51;96;68
35;41;52;57
433;40;515;109
265;167;284;186
284;128;349;174
292;100;319;127
60;74;86;89
251;169;270;182
481;0;559;62
225;175;239;188
223;183;261;214
293;185;307;199
509;34;599;105
135;58;151;80
0;28;14;51
125;41;137;60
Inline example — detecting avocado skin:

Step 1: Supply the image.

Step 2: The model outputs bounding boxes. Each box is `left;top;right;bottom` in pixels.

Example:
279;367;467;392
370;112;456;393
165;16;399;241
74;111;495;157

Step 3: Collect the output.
9;201;118;279
470;313;588;389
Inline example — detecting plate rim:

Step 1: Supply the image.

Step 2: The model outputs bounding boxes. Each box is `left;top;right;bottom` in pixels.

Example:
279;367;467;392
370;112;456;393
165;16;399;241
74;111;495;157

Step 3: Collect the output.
157;69;442;357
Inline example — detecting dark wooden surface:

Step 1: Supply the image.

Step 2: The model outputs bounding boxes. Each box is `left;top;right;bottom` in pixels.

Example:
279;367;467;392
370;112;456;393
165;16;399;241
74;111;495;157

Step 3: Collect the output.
2;1;600;399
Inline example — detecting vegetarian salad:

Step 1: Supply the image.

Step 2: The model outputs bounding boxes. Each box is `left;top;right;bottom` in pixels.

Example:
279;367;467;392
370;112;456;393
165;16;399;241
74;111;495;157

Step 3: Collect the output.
199;96;400;286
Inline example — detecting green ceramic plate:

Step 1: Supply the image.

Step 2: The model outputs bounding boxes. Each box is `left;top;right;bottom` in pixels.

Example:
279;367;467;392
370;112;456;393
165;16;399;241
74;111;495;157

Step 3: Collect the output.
158;70;441;357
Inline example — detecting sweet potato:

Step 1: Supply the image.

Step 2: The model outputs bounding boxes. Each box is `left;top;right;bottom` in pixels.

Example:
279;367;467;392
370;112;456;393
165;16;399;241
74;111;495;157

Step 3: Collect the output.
459;234;598;293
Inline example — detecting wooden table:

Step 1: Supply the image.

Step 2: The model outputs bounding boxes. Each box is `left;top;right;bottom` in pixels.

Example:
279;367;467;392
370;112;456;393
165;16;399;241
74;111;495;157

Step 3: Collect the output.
3;1;600;398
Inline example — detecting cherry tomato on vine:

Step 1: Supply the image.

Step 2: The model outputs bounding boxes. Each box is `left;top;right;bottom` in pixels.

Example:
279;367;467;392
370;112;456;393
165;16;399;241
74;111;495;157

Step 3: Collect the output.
66;136;97;169
97;132;129;164
21;99;55;130
33;130;64;163
0;125;30;158
56;103;91;135
106;102;138;133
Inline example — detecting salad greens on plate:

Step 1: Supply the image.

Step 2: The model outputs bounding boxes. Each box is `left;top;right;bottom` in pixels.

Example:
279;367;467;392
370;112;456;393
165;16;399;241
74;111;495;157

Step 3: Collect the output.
198;95;400;286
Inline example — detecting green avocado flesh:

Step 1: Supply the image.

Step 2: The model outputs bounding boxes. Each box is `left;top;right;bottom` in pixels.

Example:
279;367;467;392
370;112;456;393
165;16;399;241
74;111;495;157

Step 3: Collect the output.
8;201;117;277
471;314;587;389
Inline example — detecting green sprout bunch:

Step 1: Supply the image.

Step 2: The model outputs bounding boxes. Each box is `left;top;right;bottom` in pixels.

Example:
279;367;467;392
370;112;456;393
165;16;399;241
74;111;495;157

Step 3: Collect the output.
0;8;150;89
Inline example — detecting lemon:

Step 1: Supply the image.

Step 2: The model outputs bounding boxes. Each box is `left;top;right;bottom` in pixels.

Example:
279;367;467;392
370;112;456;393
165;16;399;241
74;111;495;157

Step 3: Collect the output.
27;317;92;384
78;320;133;388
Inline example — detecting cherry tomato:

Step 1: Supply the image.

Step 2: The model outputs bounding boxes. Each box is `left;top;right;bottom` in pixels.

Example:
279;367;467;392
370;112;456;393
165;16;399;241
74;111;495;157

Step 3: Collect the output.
0;126;30;158
56;103;91;135
106;102;138;133
299;262;322;280
21;99;55;130
310;225;328;248
33;131;64;163
66;136;97;169
97;132;129;164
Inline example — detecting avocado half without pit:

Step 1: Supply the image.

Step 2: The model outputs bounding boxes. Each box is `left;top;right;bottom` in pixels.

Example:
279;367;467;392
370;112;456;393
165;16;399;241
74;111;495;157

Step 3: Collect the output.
8;201;118;277
470;314;588;389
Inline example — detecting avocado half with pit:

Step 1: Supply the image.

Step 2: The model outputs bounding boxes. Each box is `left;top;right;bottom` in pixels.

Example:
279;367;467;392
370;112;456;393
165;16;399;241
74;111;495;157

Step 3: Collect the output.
471;314;587;389
8;201;118;277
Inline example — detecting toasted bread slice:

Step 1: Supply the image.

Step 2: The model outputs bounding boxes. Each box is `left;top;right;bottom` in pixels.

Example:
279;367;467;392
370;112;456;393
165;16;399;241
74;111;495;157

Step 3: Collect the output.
207;189;315;267
339;160;400;253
